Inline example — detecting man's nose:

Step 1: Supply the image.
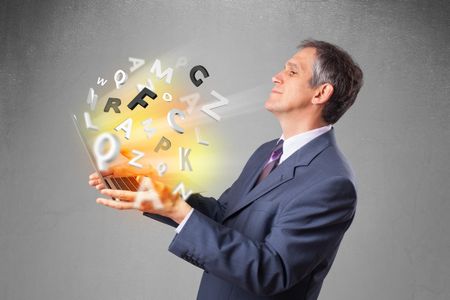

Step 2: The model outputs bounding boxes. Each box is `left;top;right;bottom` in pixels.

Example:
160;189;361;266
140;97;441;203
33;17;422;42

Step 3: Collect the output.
272;72;282;84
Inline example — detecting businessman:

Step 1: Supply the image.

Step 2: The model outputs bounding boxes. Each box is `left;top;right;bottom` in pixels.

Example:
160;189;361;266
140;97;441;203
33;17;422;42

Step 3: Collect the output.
89;39;363;299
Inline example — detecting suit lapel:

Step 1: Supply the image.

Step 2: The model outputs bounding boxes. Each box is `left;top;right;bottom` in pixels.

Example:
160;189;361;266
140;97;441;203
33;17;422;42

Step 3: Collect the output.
243;140;278;195
222;128;336;222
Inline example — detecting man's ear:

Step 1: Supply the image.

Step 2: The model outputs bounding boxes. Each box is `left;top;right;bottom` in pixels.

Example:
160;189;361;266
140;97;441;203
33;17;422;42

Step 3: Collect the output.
312;83;334;105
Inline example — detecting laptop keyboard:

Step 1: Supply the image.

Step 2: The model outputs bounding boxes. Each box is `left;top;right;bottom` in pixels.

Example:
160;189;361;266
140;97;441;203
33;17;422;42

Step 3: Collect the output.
109;176;140;191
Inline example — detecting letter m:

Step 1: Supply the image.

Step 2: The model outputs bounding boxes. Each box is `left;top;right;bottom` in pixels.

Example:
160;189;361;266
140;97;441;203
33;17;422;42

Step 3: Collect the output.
150;59;173;84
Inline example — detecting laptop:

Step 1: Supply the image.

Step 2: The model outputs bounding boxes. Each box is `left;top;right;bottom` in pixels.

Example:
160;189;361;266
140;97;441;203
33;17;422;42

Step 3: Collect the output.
72;114;140;196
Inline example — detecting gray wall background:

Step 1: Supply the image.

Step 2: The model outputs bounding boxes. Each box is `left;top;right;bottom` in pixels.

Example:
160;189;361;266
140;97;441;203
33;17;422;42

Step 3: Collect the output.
1;0;449;299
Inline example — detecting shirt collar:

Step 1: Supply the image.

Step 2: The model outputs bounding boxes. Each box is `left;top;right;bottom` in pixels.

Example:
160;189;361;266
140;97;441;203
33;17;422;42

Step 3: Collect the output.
278;124;333;164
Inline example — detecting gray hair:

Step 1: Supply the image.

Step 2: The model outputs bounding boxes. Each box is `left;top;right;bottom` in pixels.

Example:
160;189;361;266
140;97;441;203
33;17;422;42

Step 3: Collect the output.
297;39;364;124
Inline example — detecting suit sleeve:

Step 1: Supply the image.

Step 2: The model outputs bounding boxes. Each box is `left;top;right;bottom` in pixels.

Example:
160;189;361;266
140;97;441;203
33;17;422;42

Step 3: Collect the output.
167;176;357;296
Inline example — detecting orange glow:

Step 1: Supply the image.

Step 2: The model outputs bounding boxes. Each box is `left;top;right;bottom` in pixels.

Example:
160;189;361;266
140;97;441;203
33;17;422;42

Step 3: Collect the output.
79;55;225;194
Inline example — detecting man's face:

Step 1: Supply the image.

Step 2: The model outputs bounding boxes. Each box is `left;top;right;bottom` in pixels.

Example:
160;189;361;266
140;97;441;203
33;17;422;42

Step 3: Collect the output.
265;47;317;115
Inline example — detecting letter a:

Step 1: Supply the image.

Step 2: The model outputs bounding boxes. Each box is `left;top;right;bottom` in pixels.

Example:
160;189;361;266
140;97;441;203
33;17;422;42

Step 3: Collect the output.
115;118;133;140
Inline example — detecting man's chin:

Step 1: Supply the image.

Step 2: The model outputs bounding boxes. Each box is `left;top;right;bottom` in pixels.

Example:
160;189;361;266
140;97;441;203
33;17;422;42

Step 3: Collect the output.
264;99;274;111
264;100;280;113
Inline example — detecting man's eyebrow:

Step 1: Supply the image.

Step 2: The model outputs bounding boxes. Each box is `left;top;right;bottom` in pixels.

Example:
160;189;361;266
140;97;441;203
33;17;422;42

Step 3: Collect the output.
286;62;300;71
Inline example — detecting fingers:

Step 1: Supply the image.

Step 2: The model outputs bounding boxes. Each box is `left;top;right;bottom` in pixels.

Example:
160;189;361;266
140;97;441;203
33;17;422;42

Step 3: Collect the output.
89;170;113;180
88;176;105;189
89;173;99;185
95;182;175;214
95;183;105;190
89;178;100;186
100;189;136;202
96;198;135;210
89;169;114;179
89;171;113;188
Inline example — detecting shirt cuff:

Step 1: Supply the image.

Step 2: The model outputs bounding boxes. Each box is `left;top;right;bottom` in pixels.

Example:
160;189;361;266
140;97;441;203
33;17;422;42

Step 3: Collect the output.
175;208;194;234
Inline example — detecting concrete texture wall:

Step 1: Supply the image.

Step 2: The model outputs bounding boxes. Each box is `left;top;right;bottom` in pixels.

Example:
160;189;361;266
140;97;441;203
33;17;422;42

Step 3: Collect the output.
1;0;449;299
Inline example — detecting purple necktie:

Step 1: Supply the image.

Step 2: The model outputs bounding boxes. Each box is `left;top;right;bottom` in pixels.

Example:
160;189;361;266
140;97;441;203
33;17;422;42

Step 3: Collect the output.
255;139;284;186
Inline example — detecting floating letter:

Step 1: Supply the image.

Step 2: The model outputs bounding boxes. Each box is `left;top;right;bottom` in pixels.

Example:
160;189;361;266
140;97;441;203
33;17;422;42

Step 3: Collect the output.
179;147;192;171
201;90;229;121
195;127;209;146
86;88;98;111
135;177;163;210
179;93;200;115
114;69;128;89
136;79;155;92
129;57;145;73
127;87;157;110
142;118;156;139
114;118;133;140
157;162;167;176
162;92;172;102
84;111;98;131
154;136;171;152
128;149;144;169
150;59;173;84
167;109;185;134
104;98;121;113
97;77;108;86
172;182;192;201
190;65;209;87
93;133;120;171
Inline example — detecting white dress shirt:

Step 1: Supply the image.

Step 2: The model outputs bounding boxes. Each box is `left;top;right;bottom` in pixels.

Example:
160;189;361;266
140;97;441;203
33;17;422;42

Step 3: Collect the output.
175;124;333;233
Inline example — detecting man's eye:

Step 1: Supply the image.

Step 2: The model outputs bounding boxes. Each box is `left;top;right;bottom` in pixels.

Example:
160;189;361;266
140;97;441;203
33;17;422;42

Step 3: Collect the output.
288;70;297;76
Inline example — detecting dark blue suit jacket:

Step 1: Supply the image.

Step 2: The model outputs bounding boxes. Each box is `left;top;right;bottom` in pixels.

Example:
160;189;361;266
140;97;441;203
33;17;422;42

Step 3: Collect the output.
145;128;357;299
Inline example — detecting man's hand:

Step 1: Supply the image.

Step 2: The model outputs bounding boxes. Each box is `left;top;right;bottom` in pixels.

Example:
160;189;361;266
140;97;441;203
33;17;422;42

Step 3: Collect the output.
88;172;192;224
88;151;157;190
